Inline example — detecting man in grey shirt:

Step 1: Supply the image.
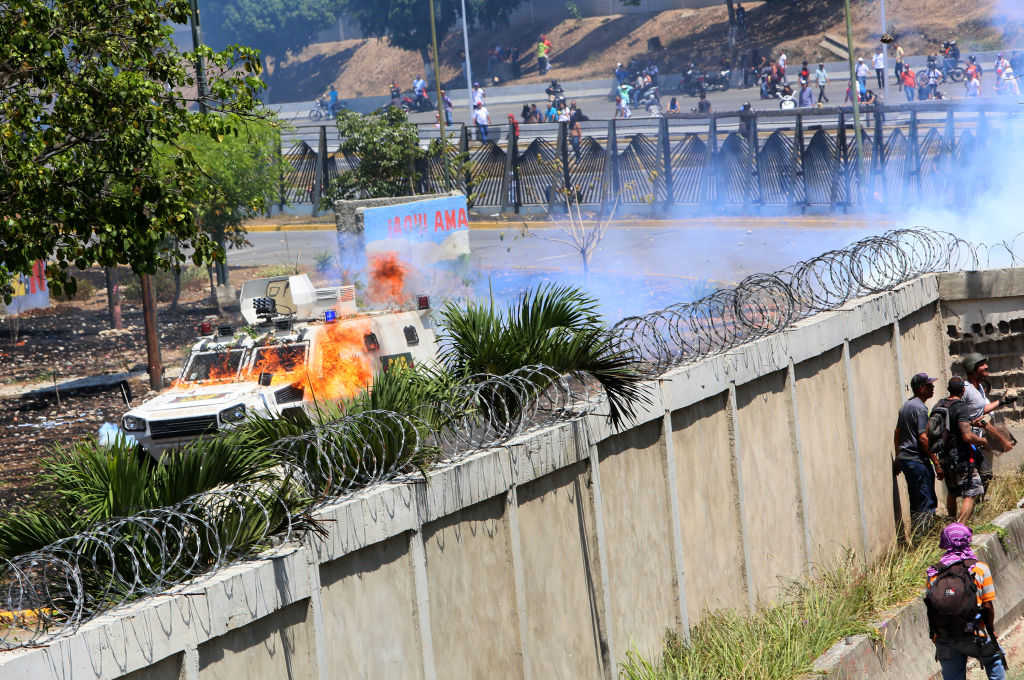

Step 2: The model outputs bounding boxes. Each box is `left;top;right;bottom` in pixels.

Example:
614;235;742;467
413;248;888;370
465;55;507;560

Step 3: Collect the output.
961;353;1017;491
894;372;940;532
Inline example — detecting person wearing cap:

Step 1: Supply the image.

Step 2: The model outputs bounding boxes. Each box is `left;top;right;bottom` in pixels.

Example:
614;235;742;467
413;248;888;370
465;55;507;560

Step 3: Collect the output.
961;353;1016;491
856;56;870;94
894;372;940;531
472;82;485;108
944;376;1012;522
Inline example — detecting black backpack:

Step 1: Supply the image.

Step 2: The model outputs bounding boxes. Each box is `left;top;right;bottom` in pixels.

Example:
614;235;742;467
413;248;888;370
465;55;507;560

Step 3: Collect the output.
924;559;980;638
927;398;955;467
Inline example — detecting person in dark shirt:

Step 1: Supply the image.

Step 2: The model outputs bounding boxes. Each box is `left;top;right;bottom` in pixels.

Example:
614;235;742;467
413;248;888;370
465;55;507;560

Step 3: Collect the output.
945;377;1011;522
894;373;939;531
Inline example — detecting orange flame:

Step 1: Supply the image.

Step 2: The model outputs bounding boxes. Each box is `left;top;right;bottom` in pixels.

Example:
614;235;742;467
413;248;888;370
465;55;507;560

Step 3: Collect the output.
369;252;408;305
299;319;373;401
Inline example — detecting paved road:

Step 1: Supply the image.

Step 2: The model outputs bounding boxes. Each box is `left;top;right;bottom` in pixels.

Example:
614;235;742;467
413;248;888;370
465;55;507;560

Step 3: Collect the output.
276;50;1017;149
228;219;884;317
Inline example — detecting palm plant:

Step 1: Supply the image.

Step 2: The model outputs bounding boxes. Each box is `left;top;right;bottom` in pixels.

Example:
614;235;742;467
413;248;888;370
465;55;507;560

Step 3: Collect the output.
439;284;649;429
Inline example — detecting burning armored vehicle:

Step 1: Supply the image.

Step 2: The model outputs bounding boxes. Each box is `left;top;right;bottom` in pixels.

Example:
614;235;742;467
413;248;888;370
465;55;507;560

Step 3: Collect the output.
120;274;437;460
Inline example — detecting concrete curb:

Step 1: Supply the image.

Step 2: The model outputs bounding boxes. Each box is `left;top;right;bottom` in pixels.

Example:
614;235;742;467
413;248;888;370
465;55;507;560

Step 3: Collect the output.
243;215;895;233
808;508;1024;679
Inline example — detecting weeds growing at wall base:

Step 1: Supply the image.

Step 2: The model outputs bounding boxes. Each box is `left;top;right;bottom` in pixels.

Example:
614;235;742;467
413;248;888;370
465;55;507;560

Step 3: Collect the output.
621;469;1024;680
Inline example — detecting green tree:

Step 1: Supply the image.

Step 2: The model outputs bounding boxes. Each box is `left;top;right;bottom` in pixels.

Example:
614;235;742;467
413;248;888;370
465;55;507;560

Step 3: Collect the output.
0;0;268;301
327;107;423;199
202;0;343;74
338;0;524;81
165;119;285;304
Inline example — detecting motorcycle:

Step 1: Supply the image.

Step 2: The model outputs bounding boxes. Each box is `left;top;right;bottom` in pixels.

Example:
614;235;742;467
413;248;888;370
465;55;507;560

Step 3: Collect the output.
400;91;434;113
636;85;660;112
678;67;705;97
545;80;565;103
704;69;731;92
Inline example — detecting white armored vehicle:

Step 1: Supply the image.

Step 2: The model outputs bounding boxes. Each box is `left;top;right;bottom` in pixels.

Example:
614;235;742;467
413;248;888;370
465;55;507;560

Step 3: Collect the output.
120;274;437;459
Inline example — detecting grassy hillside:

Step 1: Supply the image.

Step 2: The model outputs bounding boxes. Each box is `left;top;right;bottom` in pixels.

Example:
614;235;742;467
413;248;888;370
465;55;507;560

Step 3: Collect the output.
264;0;1024;102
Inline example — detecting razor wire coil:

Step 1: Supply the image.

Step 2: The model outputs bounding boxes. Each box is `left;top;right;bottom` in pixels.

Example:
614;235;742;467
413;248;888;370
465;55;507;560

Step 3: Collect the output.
1;227;1017;649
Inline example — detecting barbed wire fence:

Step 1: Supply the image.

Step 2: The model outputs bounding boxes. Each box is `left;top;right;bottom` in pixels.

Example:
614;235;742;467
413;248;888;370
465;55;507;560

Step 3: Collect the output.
3;227;1022;649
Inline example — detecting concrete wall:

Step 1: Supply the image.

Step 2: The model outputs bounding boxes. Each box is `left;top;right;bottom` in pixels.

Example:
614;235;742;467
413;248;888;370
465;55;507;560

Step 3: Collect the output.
10;270;1024;680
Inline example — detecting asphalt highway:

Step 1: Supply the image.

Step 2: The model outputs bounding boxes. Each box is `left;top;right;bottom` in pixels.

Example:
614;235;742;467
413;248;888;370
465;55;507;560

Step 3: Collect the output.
228;219;885;318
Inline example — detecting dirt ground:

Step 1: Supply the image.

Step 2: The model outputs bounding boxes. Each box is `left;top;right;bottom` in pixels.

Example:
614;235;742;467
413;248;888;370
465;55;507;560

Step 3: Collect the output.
266;0;1024;102
0;264;302;513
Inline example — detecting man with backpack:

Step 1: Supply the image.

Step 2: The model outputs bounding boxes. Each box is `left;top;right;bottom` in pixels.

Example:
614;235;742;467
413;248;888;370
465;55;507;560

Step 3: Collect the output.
895;373;941;532
925;522;1006;680
933;377;1011;523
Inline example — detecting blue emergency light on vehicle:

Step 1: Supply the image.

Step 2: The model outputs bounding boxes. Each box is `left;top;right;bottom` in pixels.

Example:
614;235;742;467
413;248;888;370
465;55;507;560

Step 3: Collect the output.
324;309;336;323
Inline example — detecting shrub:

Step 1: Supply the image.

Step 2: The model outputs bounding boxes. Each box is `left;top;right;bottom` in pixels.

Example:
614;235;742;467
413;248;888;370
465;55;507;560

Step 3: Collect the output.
54;277;96;302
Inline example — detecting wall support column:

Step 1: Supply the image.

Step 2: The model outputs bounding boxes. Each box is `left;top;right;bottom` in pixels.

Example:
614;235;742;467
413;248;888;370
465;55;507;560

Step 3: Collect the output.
727;383;756;612
180;646;199;680
585;433;617;680
786;361;815;575
410;524;438;680
842;340;871;560
305;541;329;680
659;383;691;639
506;486;532;680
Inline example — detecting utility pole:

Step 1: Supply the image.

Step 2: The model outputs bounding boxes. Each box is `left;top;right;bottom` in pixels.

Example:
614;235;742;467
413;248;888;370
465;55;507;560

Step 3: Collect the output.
880;0;887;36
459;0;473;120
427;0;450;189
140;275;163;391
189;0;208;115
843;0;864;202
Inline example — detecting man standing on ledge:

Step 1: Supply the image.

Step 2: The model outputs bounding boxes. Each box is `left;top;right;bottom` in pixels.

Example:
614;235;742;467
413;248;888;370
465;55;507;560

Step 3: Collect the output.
925;523;1006;680
961;352;1017;492
894;372;940;533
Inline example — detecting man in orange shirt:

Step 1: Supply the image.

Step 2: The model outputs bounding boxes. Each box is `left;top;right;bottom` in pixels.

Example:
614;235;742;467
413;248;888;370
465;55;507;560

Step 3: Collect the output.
925;523;1006;680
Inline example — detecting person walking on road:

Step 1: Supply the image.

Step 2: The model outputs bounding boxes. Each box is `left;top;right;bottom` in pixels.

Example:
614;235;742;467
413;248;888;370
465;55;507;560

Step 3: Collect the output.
856;57;870;93
472;102;491;144
925;523;1007;680
873;46;886;90
902;66;917;102
815;63;829;103
894;373;940;533
441;89;454;125
537;35;551;75
894;42;905;84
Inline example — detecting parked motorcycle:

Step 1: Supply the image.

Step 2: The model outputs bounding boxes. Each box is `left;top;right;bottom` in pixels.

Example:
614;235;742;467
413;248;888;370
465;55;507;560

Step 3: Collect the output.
400;91;434;113
636;85;660;112
704;69;731;92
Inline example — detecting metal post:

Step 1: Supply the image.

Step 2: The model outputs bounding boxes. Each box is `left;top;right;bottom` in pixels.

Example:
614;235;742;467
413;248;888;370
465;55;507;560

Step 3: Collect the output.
606;118;620;209
873;107;884;205
836;109;848;209
460;124;474;205
843;0;865;202
909;109;920;197
749;112;760;208
500;125;516;214
277;129;285;210
945;109;955;194
140;274;162;391
708;116;718;206
794;114;805;210
511;129;521;213
659;116;674;209
312;125;327;217
558;121;572;198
